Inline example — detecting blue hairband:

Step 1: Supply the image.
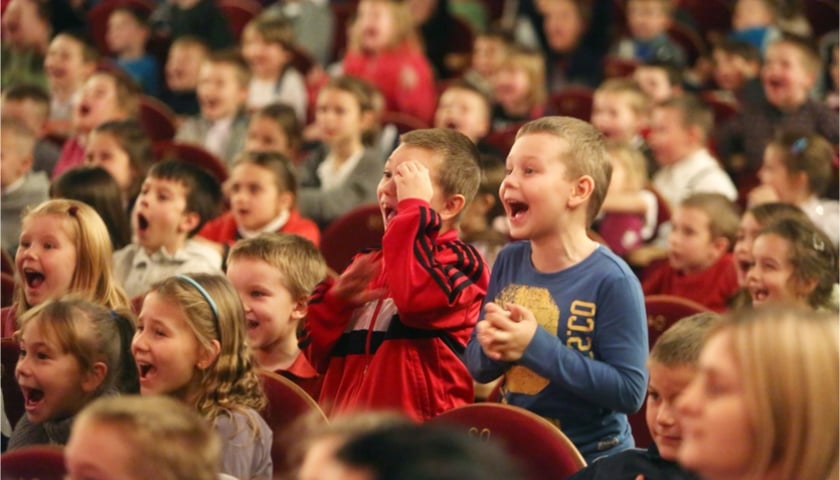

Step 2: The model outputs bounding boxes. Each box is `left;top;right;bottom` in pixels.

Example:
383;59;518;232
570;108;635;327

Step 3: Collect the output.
175;275;219;322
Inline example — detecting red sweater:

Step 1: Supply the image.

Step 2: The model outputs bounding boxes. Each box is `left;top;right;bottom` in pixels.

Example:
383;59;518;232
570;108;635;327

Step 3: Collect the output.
342;43;437;125
642;253;739;312
301;198;489;421
198;209;320;247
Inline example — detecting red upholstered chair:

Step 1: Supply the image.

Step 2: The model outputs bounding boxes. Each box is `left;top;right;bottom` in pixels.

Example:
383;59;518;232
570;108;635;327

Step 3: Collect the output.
258;370;327;479
430;403;586;480
484;123;524;158
216;0;263;41
548;88;594;121
1;337;24;429
152;140;229;183
139;95;178;142
1;445;66;479
319;203;384;274
1;272;15;308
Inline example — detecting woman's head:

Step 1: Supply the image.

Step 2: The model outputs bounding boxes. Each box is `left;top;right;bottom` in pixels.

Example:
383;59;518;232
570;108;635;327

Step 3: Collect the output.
351;0;416;53
245;103;302;157
15;199;128;316
228;151;298;231
85;119;153;202
15;298;135;424
732;202;809;286
677;305;838;480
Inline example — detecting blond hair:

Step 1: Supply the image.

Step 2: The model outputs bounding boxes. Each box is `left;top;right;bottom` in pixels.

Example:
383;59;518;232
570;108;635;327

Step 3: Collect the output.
516;117;612;223
74;395;220;480
713;306;838;479
605;141;648;192
504;44;547;109
349;0;417;51
649;312;721;366
595;78;652;118
228;233;327;300
15;199;129;319
679;193;740;248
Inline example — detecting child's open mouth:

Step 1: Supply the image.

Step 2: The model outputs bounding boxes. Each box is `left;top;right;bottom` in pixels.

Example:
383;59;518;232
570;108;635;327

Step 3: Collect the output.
382;205;397;224
246;318;260;330
444;121;459;130
751;287;769;302
138;362;156;380
23;269;45;289
137;213;150;232
21;386;45;411
507;201;529;220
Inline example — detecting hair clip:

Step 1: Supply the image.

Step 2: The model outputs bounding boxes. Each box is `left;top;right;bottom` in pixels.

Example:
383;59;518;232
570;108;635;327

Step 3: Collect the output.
790;137;808;155
68;205;79;217
812;233;825;252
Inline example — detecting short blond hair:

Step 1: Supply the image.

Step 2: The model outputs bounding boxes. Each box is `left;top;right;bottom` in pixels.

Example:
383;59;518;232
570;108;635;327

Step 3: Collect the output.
516;117;612;223
679;193;740;248
228;233;327;300
649;312;721;366
504;44;547;109
595;78;652;117
605;141;648;192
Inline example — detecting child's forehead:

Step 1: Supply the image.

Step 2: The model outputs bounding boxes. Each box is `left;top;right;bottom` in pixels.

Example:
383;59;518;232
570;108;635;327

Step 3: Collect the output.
145;175;190;194
387;145;443;171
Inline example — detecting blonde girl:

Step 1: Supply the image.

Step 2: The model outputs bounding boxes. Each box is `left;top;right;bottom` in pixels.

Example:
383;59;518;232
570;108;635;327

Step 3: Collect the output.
132;273;272;480
2;199;129;337
9;298;136;449
491;44;547;131
677;305;838;480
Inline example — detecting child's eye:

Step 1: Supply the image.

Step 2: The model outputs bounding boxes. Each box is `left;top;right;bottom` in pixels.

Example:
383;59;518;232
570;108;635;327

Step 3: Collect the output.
18;348;26;359
36;351;49;360
647;391;660;402
153;329;166;337
251;290;265;298
382;171;392;179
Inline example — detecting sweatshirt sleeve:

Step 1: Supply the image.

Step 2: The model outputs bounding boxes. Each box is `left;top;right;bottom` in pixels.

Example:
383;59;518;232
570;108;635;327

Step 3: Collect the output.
299;276;359;373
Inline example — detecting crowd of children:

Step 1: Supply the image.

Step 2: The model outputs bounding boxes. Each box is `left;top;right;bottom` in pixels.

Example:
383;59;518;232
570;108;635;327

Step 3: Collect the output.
0;0;838;479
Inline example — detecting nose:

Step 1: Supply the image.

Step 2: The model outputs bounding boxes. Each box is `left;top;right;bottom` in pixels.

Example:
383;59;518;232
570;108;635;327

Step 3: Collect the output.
14;352;30;378
656;400;676;427
676;378;701;418
131;330;147;354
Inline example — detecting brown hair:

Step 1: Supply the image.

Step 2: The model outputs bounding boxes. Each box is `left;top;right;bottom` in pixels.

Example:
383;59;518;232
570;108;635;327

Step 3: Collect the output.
679;193;740;248
253;102;303;154
768;132;835;196
91;119;154;202
656;94;713;141
203;49;252;88
769;32;821;75
596;78;651;117
503;44;547;109
649;312;721;366
243;14;295;51
232;151;298;200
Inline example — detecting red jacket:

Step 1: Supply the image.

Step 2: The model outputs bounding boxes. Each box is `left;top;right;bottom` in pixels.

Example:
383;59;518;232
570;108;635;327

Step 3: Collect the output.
198;209;321;247
301;199;489;420
642;253;739;312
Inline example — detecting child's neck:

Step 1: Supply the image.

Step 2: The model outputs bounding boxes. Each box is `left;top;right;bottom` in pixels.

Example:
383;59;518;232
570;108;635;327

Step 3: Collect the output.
253;335;300;372
51;81;82;102
502;98;532;117
118;44;145;61
143;236;187;256
329;137;364;164
529;223;599;272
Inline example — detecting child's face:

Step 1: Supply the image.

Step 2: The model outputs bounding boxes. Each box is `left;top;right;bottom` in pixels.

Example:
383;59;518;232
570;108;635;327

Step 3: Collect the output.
627;0;670;41
315;88;365;146
746;233;804;307
65;420;138;480
44;35;94;92
472;36;506;77
132;291;205;398
668;206;721;274
646;361;695;461
634;67;673;103
500;133;576;241
492;65;531;110
732;0;773;30
434;88;490;143
73;74;125;134
241;29;290;80
712;49;756;92
1;0;48;49
15;322;94;424
377;145;446;229
648;106;697;166
762;42;816;111
226;257;305;353
758;144;801;203
541;0;584;53
106;10;146;55
15;214;77;306
677;331;754;479
166;44;206;91
356;0;396;53
197;62;248;121
299;435;360;480
133;176;193;253
2;98;47;135
0;130;33;189
591;91;644;142
84;130;134;193
227;163;291;231
245;115;292;156
733;212;760;286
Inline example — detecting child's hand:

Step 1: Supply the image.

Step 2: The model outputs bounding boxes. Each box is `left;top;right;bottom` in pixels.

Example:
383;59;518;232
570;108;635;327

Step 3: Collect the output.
332;255;386;305
394;160;434;203
476;302;538;362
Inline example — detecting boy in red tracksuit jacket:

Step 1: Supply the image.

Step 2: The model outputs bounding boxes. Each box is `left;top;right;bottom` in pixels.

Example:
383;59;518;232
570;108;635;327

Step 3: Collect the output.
301;129;488;421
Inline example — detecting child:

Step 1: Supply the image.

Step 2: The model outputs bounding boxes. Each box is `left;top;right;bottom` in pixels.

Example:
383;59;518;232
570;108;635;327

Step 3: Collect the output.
590;78;655;175
730;0;780;55
52;70;141;179
642;193;741;312
754;133;839;247
241;15;307;122
226;233;328;399
491;44;547;131
463;28;512;97
160;36;209;118
677;306;838;480
106;6;160;96
301;128;488;420
66;395;220;480
297;76;382;228
540;0;604;90
634;59;684;103
84;119;154;209
596;142;651;257
132;273;272;479
1;118;49;253
198;152;320;249
244;102;303;161
465;117;649;463
113;160;223;298
569;312;720;480
1;83;62;175
434;80;501;160
613;0;686;67
341;0;437;124
8;298;135;449
176;50;250;167
1;0;51;89
42;32;99;137
710;39;763;105
1;199;130;338
746;216;838;310
149;0;234;50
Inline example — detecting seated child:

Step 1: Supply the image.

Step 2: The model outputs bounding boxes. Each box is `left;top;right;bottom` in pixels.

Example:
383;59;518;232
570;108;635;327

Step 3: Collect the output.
83;119;154;210
1;118;49;253
113;160;223;298
730;0;780;55
160;36;209;118
569;312;721;480
491;44;547;131
244;102;303;161
434;80;502;161
634;59;684;103
301;128;488;420
42;31;99;138
613;0;686;67
710;39;762;106
66;395;220;480
226;233;328;399
590;78;654;174
642;193;740;313
241;15;307;122
132;274;272;479
8;298;135;449
1;83;61;175
198;151;320;250
106;6;161;96
596;142;650;257
462;28;512;97
176;50;250;167
466;117;648;463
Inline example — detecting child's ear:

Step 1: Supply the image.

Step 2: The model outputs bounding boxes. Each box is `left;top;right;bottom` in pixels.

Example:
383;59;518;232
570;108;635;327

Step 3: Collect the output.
567;175;595;210
438;193;467;223
359;110;376;131
81;362;108;394
196;339;221;370
178;211;201;235
291;296;309;321
278;190;295;211
795;276;819;301
711;236;730;256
